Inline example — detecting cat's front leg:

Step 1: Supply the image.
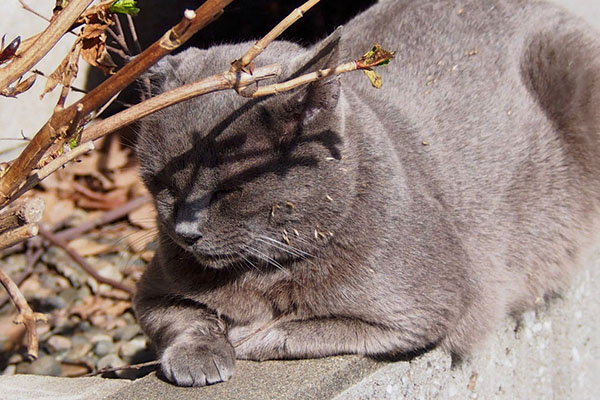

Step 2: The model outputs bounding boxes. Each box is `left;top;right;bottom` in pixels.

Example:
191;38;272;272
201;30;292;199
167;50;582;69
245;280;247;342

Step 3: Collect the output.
232;316;431;360
134;271;235;386
158;313;235;387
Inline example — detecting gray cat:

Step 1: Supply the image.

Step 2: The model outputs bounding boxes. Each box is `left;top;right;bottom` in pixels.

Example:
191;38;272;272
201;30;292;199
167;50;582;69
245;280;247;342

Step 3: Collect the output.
134;0;600;387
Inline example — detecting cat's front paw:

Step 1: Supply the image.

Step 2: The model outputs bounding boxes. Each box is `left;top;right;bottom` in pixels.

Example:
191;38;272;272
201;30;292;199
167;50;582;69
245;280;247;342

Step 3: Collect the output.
160;338;235;386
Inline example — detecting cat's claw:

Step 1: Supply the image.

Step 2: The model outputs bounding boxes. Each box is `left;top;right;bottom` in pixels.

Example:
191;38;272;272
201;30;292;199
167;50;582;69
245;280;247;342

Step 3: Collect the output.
160;340;235;386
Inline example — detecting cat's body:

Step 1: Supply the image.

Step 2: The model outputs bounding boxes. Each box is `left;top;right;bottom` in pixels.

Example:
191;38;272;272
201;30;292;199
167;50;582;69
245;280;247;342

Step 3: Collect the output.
134;0;600;387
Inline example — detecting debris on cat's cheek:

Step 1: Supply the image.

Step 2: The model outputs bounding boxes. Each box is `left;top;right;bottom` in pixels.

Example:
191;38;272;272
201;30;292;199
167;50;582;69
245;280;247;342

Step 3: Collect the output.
285;201;295;209
270;204;281;218
314;228;327;240
325;194;333;202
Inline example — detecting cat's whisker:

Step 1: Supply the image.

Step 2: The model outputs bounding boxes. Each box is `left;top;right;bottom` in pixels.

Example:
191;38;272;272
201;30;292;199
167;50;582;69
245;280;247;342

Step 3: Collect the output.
255;235;314;259
237;251;260;273
242;245;287;273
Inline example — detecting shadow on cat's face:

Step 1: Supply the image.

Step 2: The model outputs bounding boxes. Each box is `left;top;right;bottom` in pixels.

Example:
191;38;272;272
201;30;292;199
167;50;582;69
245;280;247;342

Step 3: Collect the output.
138;82;353;271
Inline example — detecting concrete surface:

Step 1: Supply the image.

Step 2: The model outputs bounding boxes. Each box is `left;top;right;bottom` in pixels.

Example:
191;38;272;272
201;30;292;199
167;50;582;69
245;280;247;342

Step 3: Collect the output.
0;0;599;399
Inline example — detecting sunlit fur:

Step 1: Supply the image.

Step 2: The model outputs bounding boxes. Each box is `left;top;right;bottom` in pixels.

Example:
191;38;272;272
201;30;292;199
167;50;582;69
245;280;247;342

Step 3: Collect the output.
134;0;600;387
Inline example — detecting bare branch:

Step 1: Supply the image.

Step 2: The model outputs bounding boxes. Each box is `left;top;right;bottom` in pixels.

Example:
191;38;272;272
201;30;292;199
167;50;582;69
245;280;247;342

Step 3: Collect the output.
0;259;46;360
0;0;236;208
0;198;45;235
18;0;51;22
82;64;282;143
0;0;93;91
38;227;135;295
232;0;321;72
126;14;143;55
11;141;95;202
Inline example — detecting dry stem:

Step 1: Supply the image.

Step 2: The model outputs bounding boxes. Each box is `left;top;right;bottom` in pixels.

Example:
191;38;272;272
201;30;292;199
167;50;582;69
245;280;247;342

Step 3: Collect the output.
11;141;95;202
0;0;235;207
82;64;282;142
0;198;45;235
232;0;321;72
38;227;135;295
0;225;45;360
0;0;93;91
0;223;39;251
252;61;358;97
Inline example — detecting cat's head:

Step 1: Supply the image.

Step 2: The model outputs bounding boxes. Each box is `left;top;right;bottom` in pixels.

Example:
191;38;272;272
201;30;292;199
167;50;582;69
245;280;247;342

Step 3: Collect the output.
137;33;358;270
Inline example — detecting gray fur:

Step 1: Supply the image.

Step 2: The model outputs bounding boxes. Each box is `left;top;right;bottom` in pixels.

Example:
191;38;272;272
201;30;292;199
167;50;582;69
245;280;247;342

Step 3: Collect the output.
134;0;600;387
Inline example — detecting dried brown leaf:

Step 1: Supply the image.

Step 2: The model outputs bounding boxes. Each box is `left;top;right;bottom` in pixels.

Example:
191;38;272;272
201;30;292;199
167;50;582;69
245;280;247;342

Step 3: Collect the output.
0;74;36;98
78;3;116;75
128;203;157;230
81;33;116;75
68;237;115;256
41;40;81;98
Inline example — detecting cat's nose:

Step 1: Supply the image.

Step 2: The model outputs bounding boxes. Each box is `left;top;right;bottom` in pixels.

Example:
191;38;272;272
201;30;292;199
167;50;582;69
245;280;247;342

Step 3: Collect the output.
174;220;203;245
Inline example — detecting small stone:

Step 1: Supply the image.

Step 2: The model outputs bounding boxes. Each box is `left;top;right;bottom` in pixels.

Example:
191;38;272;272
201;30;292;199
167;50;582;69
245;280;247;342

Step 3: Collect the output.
94;340;116;357
119;337;148;360
89;333;113;344
17;355;63;376
113;325;141;342
64;343;93;363
97;354;125;370
71;334;90;348
47;335;72;352
59;288;81;304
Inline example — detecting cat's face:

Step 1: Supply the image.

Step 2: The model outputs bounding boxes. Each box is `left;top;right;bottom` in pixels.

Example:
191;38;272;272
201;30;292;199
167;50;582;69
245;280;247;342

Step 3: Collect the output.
138;68;353;270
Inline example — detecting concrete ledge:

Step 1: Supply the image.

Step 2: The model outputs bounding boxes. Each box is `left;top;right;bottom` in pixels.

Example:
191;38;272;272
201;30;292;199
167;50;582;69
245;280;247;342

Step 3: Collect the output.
0;251;597;400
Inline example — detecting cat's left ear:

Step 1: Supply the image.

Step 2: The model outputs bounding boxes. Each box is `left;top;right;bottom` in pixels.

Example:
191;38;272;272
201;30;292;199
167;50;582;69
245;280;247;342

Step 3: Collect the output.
293;27;345;125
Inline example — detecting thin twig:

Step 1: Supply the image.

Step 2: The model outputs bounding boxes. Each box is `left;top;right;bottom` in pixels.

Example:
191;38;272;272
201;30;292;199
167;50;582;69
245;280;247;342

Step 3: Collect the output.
86;359;160;377
0;0;93;91
251;61;357;97
232;0;321;72
106;44;129;60
106;27;130;57
18;0;51;22
0;225;46;360
81;64;282;142
0;247;42;309
55;195;151;242
11;141;95;202
38;227;135;295
126;14;143;55
0;0;236;207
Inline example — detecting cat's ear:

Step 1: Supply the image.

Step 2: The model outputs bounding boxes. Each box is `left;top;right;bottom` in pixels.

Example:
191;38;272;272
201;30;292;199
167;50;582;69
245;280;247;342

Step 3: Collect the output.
142;48;204;94
290;27;345;125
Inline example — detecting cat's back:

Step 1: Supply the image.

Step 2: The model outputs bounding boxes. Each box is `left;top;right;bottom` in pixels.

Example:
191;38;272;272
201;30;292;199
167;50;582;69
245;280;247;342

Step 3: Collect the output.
334;0;600;309
339;0;600;197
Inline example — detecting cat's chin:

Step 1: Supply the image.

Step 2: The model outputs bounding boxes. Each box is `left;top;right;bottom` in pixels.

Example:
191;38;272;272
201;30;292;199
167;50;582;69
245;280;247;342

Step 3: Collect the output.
190;251;242;270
